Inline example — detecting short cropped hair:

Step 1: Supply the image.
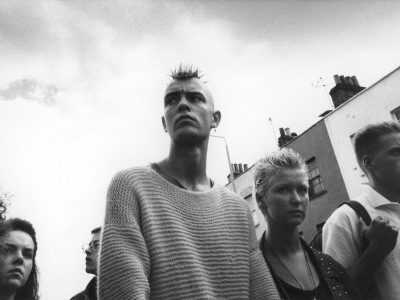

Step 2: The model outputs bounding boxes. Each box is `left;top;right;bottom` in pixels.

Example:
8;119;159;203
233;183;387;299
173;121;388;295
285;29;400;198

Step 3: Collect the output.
170;64;203;81
0;218;39;300
254;148;307;205
354;121;400;171
91;226;102;235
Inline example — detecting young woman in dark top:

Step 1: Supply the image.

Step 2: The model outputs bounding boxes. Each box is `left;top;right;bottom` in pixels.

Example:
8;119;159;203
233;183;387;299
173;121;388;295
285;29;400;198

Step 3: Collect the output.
254;148;360;300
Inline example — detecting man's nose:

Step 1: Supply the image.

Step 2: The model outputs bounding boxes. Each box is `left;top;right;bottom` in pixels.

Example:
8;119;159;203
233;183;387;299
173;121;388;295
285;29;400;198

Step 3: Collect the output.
177;96;191;112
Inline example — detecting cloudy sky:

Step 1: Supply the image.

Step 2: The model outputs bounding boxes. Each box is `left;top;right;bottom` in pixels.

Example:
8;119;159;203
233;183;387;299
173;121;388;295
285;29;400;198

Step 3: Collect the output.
1;1;400;298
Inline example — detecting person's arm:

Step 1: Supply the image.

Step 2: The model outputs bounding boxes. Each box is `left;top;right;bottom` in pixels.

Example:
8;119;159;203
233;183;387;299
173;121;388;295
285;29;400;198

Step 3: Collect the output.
246;208;280;300
348;216;398;293
98;171;151;300
323;210;398;296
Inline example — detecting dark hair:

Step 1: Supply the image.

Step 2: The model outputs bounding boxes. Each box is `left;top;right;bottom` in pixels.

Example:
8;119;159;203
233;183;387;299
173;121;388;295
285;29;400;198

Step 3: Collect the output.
0;218;39;300
169;64;203;81
354;121;400;171
91;226;102;235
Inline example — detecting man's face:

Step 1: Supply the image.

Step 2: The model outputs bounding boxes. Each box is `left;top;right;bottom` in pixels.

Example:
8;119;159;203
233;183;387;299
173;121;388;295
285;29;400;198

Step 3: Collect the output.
162;78;220;143
85;232;101;275
0;230;34;292
368;132;400;193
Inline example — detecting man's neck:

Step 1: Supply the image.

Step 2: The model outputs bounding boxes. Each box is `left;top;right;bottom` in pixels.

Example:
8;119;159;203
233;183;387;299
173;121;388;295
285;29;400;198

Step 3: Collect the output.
158;142;210;192
369;182;400;204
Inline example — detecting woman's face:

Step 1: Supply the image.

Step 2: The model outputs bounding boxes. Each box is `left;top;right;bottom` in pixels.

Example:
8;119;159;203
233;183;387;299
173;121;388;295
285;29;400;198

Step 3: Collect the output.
263;168;309;226
0;230;35;292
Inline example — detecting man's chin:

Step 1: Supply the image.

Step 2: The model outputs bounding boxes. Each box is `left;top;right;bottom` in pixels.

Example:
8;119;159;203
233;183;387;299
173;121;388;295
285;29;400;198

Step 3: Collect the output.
85;266;96;275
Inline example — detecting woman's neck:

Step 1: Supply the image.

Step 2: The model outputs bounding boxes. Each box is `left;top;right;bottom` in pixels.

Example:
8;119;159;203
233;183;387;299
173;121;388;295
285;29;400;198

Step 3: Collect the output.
0;288;16;300
265;222;302;256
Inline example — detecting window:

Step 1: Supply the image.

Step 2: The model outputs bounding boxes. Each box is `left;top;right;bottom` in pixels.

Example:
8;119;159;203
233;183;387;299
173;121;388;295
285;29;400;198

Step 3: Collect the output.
391;106;400;122
306;158;325;199
245;195;259;227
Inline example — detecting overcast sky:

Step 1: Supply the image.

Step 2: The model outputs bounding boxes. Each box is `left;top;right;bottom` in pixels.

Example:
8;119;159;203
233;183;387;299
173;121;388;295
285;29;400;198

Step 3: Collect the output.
1;1;400;299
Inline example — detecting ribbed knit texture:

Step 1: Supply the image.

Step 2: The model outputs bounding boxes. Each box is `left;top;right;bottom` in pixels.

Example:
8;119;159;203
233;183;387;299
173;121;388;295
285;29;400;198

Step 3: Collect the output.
98;166;279;300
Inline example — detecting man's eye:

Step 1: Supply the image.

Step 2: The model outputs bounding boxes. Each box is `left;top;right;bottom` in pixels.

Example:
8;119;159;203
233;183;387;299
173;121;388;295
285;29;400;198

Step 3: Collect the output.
188;95;203;102
165;97;179;105
2;247;13;255
391;149;400;156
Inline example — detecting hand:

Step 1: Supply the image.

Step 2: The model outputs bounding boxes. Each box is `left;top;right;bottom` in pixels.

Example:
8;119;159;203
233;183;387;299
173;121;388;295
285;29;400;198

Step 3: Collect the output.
362;216;399;257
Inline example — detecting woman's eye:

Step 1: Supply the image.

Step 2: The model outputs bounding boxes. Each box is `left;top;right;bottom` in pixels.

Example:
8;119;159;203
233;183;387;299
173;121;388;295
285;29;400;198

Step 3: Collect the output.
298;189;308;196
23;251;33;259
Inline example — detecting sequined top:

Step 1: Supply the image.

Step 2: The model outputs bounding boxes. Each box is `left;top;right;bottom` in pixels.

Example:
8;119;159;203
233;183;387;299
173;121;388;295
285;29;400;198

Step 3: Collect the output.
260;232;361;300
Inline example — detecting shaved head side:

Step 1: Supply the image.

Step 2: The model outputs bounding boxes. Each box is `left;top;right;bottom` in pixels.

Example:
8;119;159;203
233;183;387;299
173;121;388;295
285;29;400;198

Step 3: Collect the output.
165;78;215;110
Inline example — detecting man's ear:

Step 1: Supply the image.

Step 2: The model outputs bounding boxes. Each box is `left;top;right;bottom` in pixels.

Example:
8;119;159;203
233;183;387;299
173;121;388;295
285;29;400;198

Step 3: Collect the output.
256;193;267;215
212;111;221;128
362;155;374;171
257;200;267;215
162;116;168;132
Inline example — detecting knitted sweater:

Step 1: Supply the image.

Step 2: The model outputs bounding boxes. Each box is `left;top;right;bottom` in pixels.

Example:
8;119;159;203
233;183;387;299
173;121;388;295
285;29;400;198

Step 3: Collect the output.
98;166;279;300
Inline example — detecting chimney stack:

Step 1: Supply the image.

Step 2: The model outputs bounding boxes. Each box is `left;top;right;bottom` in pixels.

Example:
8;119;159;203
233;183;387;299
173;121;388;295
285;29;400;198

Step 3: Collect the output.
329;74;365;108
278;127;296;147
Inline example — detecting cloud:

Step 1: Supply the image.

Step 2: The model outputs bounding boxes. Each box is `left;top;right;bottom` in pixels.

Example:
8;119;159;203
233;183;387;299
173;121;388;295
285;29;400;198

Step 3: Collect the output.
0;78;59;105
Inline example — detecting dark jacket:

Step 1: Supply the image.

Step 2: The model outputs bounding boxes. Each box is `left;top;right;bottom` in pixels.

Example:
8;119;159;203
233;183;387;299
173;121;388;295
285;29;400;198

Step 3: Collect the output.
260;232;361;300
70;277;97;300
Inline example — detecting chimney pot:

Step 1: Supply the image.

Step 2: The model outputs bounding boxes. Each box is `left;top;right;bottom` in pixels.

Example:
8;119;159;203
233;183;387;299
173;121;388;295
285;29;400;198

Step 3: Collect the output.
333;75;340;85
234;163;238;173
284;127;291;136
244;164;248;171
345;76;353;85
239;164;243;173
339;75;345;84
351;76;360;87
279;127;285;137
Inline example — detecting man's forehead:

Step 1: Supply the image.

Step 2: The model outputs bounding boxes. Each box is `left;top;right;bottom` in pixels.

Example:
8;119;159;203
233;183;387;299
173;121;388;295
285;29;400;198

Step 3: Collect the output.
165;78;212;96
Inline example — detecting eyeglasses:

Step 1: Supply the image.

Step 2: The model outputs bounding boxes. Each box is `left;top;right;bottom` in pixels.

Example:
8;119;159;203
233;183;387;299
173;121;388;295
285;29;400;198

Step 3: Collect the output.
82;241;100;253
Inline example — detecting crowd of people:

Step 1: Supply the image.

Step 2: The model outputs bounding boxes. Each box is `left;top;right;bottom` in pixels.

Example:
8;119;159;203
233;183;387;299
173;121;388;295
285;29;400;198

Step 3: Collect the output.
1;65;399;299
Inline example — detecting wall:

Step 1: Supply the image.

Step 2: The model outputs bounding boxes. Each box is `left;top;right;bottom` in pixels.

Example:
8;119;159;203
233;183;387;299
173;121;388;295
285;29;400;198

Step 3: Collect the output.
284;120;349;241
325;66;400;198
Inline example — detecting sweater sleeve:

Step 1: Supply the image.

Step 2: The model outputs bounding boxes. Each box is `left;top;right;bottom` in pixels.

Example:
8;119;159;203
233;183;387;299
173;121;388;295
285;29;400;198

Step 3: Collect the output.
246;207;280;300
98;170;151;300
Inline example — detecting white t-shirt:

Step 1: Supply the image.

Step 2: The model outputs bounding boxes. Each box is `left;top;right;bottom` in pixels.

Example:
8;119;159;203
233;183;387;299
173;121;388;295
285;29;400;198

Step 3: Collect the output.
323;184;400;300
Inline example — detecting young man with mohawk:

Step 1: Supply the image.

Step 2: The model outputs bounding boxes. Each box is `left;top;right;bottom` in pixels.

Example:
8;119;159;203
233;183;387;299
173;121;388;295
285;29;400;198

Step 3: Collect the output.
98;65;279;299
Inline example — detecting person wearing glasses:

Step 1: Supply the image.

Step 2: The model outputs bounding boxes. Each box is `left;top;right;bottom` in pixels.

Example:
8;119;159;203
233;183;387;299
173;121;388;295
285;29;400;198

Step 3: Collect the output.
70;226;101;300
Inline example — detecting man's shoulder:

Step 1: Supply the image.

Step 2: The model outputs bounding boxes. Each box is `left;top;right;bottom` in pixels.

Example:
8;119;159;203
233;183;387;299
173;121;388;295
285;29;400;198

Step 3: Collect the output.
69;291;86;300
326;196;371;225
216;184;248;206
110;165;153;184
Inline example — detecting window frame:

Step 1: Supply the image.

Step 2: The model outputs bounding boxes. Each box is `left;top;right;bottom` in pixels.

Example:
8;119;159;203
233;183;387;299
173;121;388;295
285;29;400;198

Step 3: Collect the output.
306;157;327;200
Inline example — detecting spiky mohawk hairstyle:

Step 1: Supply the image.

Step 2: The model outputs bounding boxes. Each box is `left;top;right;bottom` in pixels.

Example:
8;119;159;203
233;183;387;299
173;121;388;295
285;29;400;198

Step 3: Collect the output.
170;64;203;80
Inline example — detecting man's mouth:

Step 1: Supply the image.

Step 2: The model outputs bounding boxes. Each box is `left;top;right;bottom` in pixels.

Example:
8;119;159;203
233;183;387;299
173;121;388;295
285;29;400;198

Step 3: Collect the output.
176;115;195;122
